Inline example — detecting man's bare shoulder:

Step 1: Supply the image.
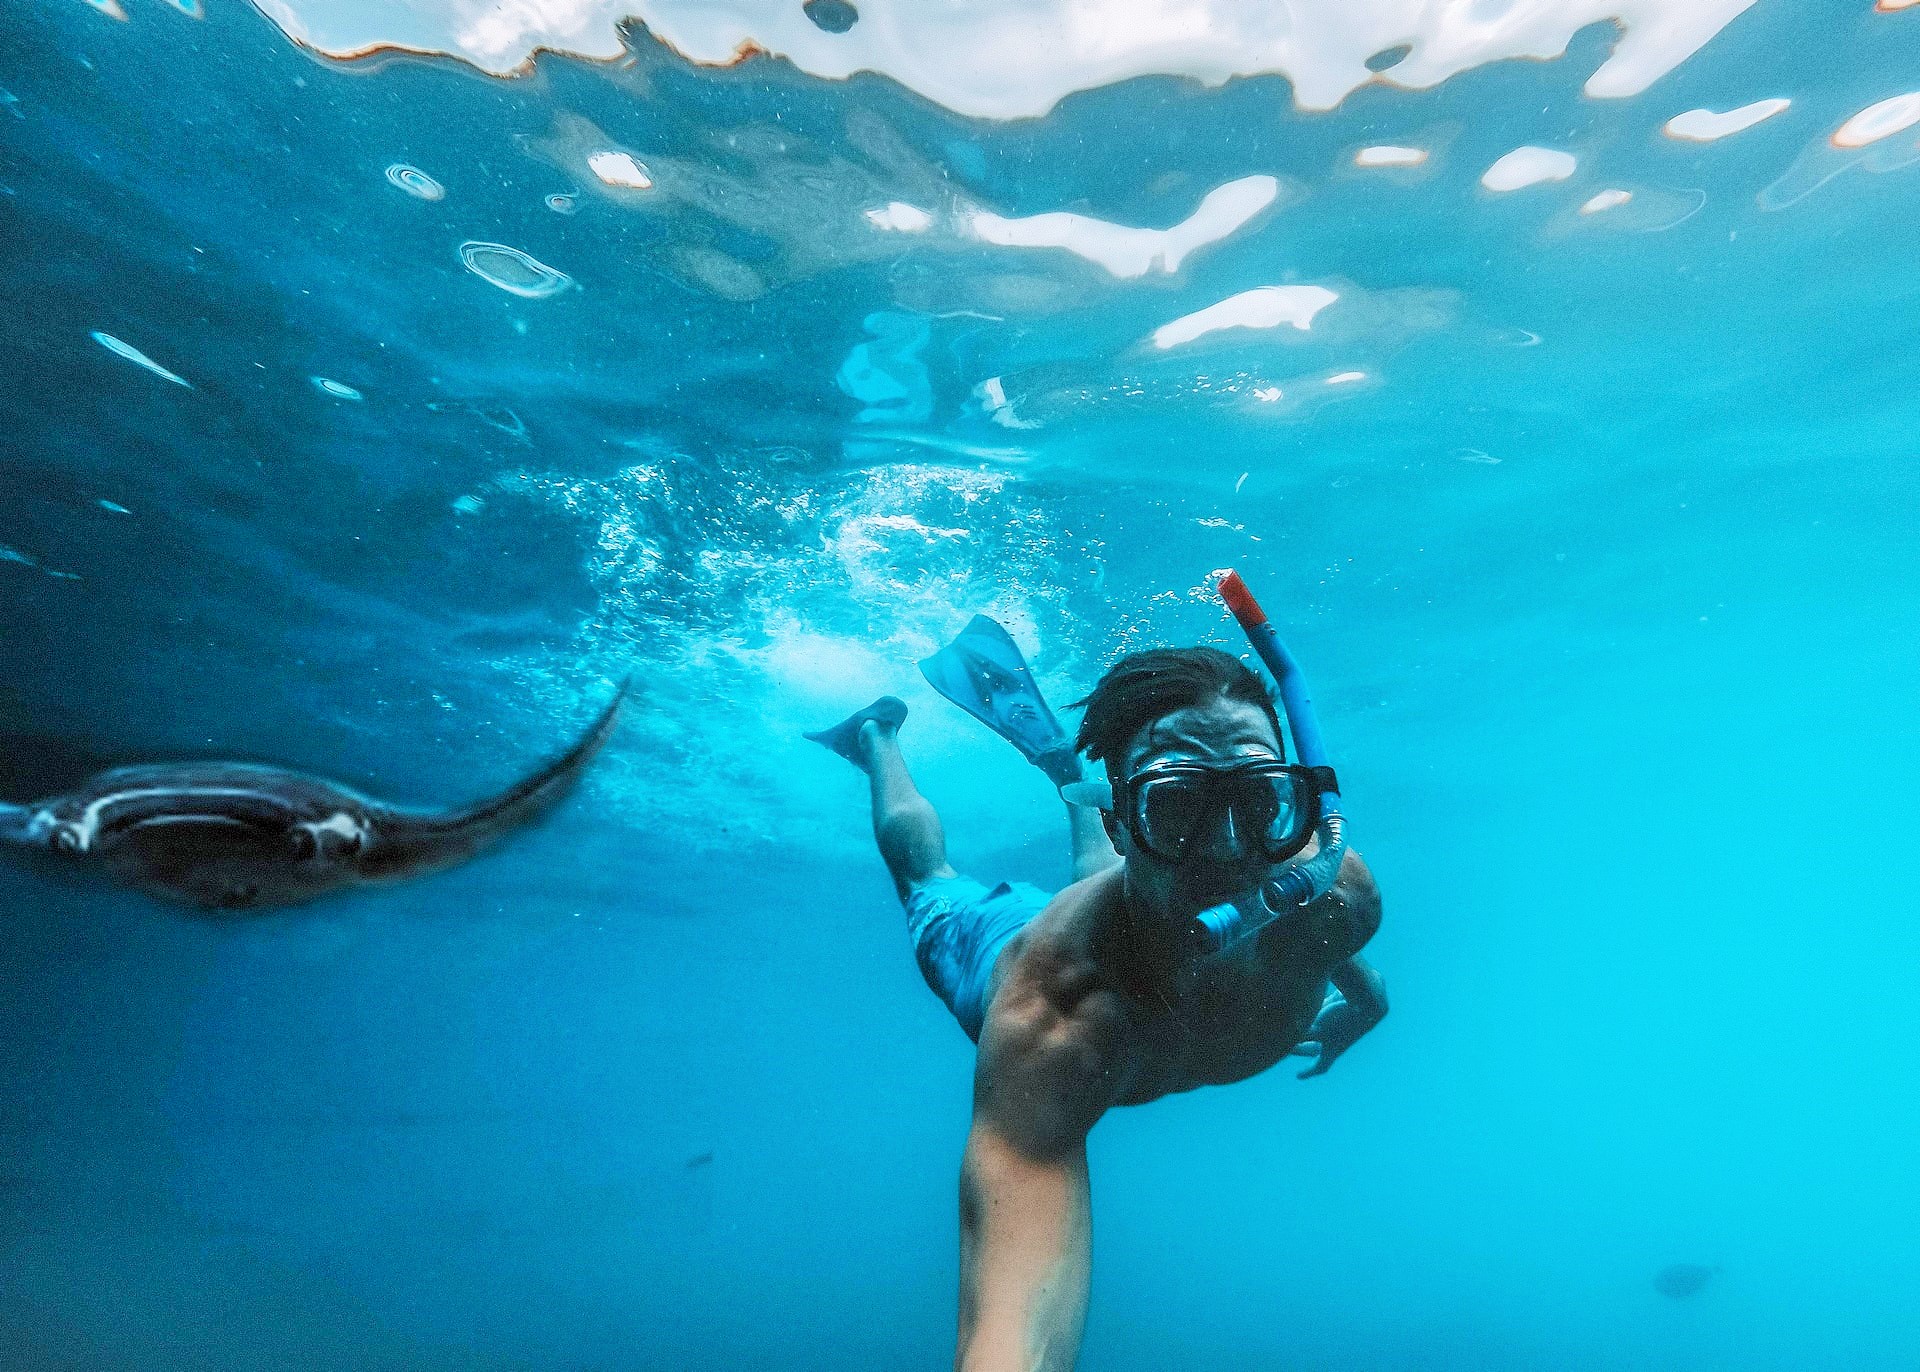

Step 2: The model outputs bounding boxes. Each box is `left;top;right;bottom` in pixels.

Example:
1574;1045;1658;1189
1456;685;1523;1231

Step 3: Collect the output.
974;872;1137;1145
987;871;1132;1041
1010;868;1126;977
1256;847;1382;969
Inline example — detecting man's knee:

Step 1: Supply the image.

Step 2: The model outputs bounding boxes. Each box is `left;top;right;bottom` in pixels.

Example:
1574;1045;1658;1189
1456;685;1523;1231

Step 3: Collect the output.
877;800;944;865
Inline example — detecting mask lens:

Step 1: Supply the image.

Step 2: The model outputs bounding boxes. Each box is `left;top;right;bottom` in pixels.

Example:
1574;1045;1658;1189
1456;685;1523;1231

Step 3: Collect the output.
1224;773;1283;833
1129;765;1316;863
1134;775;1210;860
1228;770;1309;857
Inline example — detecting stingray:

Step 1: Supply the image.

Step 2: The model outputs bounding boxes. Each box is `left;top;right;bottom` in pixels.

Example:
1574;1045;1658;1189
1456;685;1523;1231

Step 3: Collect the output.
1653;1262;1720;1298
0;685;625;911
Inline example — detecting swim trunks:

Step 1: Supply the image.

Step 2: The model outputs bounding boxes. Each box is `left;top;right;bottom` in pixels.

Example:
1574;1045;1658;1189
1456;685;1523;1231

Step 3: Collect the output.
905;874;1052;1041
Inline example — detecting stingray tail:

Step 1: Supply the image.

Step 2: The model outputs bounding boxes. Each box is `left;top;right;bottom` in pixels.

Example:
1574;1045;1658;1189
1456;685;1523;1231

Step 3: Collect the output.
359;681;628;879
0;802;33;847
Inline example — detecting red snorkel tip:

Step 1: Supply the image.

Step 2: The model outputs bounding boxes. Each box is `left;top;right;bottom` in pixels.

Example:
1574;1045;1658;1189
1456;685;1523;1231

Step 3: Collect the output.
1215;569;1267;629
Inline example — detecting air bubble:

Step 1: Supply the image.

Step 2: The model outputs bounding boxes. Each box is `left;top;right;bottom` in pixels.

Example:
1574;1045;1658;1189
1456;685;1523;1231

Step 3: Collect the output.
1354;145;1428;168
1567;186;1704;231
1758;133;1920;210
587;150;651;189
804;0;859;32
459;242;573;298
546;193;578;214
1833;92;1920;148
427;400;530;442
91;330;192;387
385;164;445;201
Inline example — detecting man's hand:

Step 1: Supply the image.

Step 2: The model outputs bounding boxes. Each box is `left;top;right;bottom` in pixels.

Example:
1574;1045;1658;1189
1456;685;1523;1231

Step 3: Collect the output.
1290;998;1375;1078
1290;954;1387;1079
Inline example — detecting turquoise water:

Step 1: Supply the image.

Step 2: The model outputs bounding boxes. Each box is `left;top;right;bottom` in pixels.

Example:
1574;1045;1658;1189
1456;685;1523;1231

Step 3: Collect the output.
3;1;1918;1367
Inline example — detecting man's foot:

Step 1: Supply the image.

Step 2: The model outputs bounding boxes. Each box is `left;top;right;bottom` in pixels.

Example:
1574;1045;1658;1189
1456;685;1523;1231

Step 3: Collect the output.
804;695;908;766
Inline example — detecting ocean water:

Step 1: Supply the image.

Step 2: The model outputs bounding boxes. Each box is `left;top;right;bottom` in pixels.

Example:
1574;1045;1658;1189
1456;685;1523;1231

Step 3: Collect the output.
3;1;1918;1367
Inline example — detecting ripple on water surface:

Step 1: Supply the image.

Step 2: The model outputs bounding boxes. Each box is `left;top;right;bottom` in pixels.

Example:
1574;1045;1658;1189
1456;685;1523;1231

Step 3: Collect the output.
459;242;573;298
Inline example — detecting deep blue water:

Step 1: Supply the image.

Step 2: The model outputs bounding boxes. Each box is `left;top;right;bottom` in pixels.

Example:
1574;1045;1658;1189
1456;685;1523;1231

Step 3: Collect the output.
3;1;1919;1368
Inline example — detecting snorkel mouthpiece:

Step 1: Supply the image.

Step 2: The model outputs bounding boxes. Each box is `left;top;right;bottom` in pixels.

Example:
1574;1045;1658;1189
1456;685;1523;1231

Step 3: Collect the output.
1189;886;1277;957
1189;571;1349;955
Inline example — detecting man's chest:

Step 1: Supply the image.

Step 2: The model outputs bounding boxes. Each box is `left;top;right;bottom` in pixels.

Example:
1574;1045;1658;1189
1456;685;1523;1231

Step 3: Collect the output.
1115;943;1331;1100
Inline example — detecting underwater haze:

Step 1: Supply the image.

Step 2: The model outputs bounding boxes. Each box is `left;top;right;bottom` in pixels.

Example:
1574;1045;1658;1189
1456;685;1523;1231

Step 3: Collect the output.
4;0;1919;1367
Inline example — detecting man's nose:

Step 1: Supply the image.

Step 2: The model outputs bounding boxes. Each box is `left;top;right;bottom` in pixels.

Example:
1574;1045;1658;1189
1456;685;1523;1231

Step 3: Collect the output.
1196;808;1253;862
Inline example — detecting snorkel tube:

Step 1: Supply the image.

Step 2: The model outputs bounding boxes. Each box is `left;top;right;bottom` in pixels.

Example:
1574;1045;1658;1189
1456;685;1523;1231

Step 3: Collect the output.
1188;571;1348;954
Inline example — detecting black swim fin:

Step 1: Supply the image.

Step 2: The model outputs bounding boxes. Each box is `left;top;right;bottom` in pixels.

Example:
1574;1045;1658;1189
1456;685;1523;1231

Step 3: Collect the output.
918;616;1081;787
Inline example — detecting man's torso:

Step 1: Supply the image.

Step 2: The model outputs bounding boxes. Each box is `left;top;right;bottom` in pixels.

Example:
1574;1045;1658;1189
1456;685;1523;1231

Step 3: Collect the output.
986;864;1366;1107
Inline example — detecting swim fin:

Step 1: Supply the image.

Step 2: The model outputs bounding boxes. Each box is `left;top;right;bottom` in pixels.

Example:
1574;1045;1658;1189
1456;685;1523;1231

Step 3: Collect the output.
918;616;1082;787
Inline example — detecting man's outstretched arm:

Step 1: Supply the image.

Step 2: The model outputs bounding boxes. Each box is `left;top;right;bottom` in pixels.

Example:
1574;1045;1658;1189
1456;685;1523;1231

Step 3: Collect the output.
956;1122;1092;1372
956;965;1125;1372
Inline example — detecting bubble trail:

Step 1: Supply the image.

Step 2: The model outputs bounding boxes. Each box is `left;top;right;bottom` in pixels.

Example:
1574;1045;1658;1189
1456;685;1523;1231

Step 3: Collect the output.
90;331;192;387
385;164;445;201
459;242;573;298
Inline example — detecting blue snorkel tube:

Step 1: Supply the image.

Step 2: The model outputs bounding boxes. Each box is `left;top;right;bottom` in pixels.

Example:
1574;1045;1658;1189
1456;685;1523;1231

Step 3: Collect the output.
1188;571;1349;954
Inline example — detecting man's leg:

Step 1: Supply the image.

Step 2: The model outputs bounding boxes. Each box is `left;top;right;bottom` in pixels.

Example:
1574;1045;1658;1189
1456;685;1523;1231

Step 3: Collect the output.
1065;801;1120;882
854;719;958;902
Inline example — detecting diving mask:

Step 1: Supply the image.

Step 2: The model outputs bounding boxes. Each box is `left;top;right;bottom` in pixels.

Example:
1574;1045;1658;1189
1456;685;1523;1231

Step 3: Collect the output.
1112;757;1331;866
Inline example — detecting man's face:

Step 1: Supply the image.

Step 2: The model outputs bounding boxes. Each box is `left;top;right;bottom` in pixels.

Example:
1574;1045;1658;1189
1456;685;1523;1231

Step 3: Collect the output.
1108;697;1285;925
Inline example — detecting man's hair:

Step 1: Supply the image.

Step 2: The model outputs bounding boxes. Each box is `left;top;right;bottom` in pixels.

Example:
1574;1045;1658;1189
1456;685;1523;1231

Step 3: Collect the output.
1072;647;1283;771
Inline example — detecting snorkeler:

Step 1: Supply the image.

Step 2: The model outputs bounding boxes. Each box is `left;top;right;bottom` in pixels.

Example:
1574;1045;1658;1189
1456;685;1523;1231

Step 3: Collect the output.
806;575;1386;1372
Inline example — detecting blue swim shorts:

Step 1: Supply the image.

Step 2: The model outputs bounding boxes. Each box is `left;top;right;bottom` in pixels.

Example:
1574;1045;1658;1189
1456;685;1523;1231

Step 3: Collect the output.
905;874;1052;1041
